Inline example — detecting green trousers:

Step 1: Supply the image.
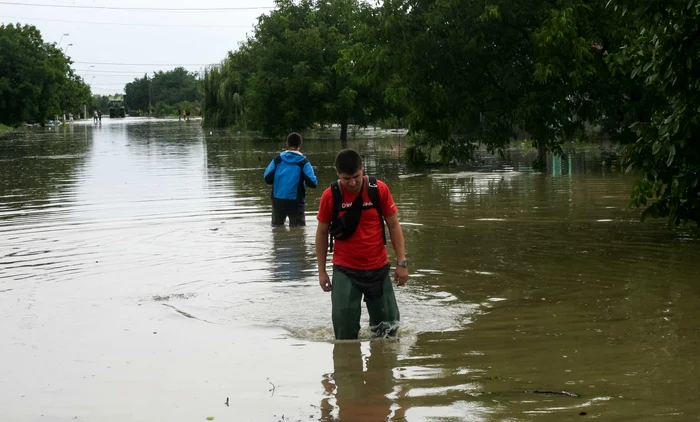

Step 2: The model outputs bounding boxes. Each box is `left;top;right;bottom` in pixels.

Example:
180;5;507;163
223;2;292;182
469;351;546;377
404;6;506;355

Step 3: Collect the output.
331;268;400;340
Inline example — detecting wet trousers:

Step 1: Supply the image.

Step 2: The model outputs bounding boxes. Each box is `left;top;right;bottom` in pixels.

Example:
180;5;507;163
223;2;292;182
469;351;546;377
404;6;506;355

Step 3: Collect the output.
271;198;305;226
331;265;400;340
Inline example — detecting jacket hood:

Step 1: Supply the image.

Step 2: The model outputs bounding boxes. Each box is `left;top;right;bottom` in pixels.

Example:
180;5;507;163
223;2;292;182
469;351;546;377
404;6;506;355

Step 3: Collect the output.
280;150;306;163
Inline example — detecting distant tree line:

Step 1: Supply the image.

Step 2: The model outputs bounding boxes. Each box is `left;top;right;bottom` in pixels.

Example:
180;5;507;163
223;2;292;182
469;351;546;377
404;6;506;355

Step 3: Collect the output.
0;23;91;125
202;0;700;226
124;67;202;117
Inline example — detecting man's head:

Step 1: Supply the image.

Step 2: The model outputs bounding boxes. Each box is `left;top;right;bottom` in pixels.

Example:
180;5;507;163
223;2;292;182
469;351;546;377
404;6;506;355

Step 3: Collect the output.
286;132;303;150
335;149;364;193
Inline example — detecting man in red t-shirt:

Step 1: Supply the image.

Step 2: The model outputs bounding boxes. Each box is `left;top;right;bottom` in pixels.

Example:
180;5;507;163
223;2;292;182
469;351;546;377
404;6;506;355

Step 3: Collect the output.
315;149;409;340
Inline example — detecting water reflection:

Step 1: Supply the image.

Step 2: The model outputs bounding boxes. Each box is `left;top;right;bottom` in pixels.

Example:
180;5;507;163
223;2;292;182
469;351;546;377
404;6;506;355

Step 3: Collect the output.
2;121;700;421
0;125;92;215
321;341;408;421
270;226;312;283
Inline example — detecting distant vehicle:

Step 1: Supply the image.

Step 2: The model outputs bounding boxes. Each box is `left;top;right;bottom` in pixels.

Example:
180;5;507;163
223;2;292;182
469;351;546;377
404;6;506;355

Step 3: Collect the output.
108;96;127;118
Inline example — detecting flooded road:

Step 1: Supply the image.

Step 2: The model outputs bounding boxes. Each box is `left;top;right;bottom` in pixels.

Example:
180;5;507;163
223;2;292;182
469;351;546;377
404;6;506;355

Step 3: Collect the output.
1;119;699;421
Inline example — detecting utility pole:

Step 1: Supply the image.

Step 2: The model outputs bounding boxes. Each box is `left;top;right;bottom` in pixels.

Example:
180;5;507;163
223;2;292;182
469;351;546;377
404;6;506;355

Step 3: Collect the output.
148;74;152;116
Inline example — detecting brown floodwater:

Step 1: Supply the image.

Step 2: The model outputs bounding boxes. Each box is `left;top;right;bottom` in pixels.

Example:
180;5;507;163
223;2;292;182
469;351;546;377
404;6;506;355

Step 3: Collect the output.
1;118;699;422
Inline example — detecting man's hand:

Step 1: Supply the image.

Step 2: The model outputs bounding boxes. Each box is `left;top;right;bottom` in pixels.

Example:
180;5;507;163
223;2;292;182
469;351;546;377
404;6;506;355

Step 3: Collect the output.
394;265;408;286
319;270;332;292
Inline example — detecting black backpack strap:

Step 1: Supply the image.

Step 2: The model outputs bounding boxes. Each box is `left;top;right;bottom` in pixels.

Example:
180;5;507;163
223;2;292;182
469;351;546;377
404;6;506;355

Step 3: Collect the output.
367;176;386;246
297;159;309;186
330;180;343;216
329;177;386;251
367;176;381;213
274;154;282;165
295;158;309;199
329;180;342;252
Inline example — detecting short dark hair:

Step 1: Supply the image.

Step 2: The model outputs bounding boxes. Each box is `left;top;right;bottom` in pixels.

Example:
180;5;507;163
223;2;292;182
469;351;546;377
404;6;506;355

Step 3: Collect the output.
287;132;302;148
335;149;363;175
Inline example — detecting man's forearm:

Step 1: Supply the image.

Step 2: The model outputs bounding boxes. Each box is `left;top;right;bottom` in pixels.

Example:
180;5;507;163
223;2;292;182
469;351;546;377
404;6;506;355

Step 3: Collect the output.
315;229;329;272
388;224;406;261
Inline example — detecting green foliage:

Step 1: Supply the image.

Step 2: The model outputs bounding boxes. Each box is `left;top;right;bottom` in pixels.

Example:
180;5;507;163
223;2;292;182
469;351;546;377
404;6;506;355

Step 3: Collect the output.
366;0;627;166
201;0;699;225
124;67;201;114
203;0;384;139
202;45;254;128
613;0;700;226
0;23;91;125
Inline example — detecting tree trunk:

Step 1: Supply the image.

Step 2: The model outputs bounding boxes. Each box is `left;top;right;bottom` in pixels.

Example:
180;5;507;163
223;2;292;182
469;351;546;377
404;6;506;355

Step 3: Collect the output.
535;140;547;170
340;119;348;143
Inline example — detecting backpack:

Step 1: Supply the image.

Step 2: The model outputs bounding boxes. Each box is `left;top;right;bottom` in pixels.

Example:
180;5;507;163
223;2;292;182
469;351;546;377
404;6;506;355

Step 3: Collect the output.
328;176;386;252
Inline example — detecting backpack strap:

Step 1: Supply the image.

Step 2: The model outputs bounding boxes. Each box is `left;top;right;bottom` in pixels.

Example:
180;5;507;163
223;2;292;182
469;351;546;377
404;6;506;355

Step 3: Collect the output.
297;158;309;185
367;176;386;246
328;177;386;252
329;180;343;252
295;158;309;198
274;154;282;165
330;180;343;216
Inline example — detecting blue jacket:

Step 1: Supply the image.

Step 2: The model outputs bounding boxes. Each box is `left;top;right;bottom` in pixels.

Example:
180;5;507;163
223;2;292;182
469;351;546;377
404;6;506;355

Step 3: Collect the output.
264;150;318;201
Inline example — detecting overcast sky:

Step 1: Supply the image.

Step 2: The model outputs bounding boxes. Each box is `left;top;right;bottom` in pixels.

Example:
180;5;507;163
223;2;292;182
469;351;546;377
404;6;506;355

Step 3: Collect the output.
1;0;275;95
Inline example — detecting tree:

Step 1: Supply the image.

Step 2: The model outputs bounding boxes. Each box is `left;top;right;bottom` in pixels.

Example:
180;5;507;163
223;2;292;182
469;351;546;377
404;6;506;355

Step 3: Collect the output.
609;0;700;225
204;0;382;140
124;74;150;112
0;23;91;125
202;43;256;128
59;71;91;117
362;1;626;165
124;67;201;114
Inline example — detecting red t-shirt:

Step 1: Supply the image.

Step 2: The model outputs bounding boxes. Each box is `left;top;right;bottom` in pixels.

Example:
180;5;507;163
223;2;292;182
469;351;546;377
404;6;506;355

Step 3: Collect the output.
317;177;398;270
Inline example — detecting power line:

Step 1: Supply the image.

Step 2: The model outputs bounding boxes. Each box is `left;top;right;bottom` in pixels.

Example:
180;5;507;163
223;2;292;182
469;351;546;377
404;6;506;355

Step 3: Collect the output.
74;69;152;74
74;61;213;66
90;83;133;87
0;15;253;28
0;1;274;12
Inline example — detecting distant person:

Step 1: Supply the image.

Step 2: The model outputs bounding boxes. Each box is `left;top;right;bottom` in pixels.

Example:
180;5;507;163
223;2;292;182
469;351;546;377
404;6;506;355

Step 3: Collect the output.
177;108;182;121
93;110;98;123
97;110;102;123
315;149;408;340
185;109;190;121
68;113;74;123
263;132;318;226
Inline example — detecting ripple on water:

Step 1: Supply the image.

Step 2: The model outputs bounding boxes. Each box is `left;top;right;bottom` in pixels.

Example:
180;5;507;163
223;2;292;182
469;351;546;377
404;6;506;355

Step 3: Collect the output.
2;124;700;422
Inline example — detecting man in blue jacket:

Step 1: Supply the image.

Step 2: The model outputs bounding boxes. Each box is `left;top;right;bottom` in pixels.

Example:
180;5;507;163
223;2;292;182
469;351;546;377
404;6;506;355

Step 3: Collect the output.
264;132;318;226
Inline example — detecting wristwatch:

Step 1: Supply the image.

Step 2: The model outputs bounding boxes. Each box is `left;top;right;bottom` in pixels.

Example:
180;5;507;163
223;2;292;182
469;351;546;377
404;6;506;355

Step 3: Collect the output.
396;260;408;268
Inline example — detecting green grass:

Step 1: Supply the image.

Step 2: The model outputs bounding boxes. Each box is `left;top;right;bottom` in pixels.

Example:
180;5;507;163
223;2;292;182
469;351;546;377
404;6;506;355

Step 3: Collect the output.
0;124;13;134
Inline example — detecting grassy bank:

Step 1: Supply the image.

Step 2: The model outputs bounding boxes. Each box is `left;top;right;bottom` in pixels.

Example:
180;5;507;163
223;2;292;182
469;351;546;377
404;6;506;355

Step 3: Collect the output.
0;124;13;134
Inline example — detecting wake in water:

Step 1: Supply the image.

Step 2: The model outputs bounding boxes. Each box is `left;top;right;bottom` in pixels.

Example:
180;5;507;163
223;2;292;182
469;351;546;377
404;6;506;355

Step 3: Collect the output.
149;269;480;343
